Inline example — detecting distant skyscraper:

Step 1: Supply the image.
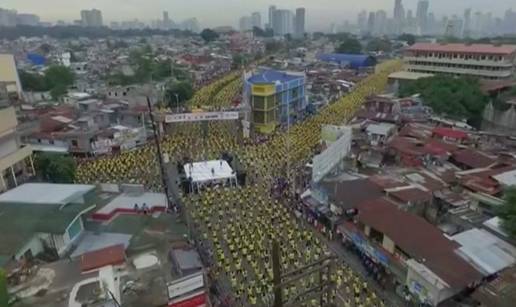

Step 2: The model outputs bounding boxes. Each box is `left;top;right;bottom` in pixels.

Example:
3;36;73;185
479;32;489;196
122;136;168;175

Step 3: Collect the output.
251;12;262;29
80;9;103;27
445;15;464;37
268;5;276;29
367;12;376;34
16;14;40;26
393;0;405;34
163;11;171;29
463;9;472;37
294;8;306;39
357;10;368;35
374;10;387;35
416;0;429;34
272;9;293;36
0;8;17;27
239;16;253;31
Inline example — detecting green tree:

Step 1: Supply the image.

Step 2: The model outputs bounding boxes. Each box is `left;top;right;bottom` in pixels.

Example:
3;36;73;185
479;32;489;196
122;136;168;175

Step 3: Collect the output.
165;81;194;109
50;83;68;100
35;153;76;183
232;53;249;69
399;75;489;127
498;187;516;239
366;38;392;52
19;70;47;91
44;65;75;89
0;269;7;307
398;33;416;45
335;38;363;54
200;28;219;43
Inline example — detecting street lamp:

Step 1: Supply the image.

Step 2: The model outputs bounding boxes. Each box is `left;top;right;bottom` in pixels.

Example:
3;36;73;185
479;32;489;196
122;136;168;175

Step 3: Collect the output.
174;93;180;113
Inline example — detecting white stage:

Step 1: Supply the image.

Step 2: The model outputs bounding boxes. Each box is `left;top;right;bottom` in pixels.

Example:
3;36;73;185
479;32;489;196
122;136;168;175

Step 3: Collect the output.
184;160;237;192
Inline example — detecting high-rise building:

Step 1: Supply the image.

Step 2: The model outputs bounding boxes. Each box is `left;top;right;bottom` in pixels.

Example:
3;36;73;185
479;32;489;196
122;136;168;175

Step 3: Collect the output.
357;10;368;35
393;0;405;34
272;9;293;36
367;12;376;34
0;8;17;27
294;8;305;39
374;10;388;35
80;9;103;27
445;15;463;37
239;16;253;32
463;9;472;37
268;5;276;29
16;14;40;26
416;0;429;34
251;12;261;29
163;11;171;29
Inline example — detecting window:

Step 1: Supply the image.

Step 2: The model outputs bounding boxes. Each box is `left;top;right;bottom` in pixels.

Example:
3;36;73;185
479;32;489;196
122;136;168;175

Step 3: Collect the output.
71;140;78;147
369;227;383;244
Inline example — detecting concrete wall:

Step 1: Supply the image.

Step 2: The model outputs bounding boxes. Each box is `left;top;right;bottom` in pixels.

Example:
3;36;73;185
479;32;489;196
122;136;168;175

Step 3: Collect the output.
0;107;18;137
382;235;395;253
406;260;457;306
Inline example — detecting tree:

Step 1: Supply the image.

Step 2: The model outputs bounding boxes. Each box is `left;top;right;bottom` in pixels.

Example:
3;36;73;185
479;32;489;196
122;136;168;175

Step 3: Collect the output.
35;153;76;183
165;81;194;109
50;83;68;100
0;270;7;307
200;28;219;43
253;26;265;37
398;33;416;45
498;187;516;239
19;70;47;91
232;53;249;69
335;37;362;54
44;65;75;89
399;75;489;127
366;38;392;53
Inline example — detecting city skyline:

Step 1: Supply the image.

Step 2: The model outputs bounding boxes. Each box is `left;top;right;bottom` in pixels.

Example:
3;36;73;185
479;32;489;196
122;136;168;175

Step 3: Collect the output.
1;0;515;31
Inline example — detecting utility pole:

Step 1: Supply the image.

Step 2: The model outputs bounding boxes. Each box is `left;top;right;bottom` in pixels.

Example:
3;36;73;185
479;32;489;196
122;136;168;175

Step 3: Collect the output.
271;239;336;307
146;96;173;210
273;240;283;307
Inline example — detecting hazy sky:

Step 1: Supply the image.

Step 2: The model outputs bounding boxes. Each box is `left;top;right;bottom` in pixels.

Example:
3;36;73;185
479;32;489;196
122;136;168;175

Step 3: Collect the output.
2;0;515;30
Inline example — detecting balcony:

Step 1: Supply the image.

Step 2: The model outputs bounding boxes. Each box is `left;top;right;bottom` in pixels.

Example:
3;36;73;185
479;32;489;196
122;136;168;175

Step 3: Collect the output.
404;56;514;68
0;145;32;172
406;64;513;79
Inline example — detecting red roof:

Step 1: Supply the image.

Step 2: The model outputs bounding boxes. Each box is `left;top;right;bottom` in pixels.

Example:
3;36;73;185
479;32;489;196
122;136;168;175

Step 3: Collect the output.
357;199;482;288
407;43;516;55
452;149;496;169
80;244;126;272
389;187;432;204
432;127;468;140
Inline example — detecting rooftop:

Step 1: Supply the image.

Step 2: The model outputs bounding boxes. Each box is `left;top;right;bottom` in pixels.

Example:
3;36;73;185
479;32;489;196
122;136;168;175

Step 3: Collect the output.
0;183;95;205
407;43;516;55
321;178;384;209
247;69;303;84
451;228;516;276
357;199;483;288
388;71;435;81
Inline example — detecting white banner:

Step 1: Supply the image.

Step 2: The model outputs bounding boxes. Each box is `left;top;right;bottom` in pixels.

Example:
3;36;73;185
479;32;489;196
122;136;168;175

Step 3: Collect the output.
312;126;352;183
165;111;239;123
167;272;204;299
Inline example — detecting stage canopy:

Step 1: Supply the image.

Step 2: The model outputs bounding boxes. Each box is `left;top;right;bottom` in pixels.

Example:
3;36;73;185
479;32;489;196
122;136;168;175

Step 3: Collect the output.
184;160;236;183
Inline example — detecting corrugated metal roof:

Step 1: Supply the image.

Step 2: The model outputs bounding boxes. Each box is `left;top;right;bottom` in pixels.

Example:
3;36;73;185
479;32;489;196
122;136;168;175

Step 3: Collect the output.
452;228;516;276
247;69;303;84
407;43;516;55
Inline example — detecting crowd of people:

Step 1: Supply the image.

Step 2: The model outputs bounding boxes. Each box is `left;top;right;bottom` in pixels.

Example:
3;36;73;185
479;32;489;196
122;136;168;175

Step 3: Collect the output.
187;185;390;306
75;60;402;306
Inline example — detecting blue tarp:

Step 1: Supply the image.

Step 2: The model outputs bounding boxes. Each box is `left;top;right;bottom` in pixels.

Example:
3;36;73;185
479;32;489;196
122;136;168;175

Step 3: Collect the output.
317;53;376;69
27;53;46;66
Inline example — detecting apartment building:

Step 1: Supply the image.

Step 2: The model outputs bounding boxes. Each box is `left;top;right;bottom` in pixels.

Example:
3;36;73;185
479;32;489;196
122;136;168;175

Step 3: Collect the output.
404;43;516;79
0;107;34;192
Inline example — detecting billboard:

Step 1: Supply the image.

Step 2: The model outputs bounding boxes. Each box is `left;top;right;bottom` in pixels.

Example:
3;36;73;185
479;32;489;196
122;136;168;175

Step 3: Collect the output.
321;125;349;148
165;111;239;123
168;272;206;307
312;126;352;183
